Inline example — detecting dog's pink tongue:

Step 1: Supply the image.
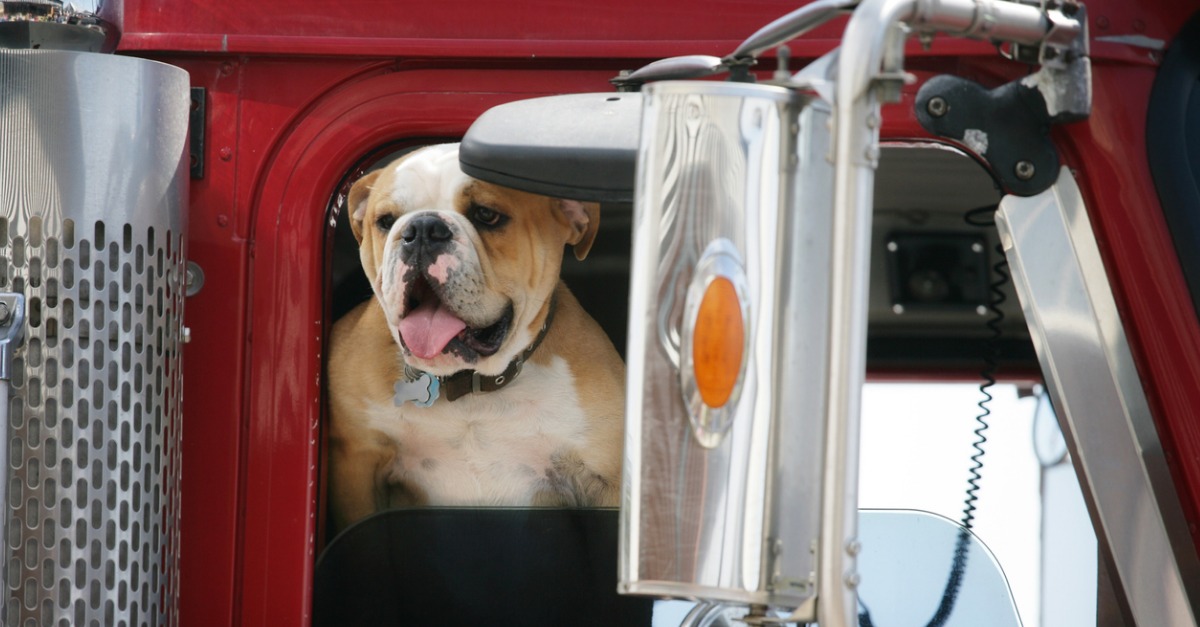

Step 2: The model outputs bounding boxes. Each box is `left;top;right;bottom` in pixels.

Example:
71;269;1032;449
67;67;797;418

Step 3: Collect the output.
399;299;467;359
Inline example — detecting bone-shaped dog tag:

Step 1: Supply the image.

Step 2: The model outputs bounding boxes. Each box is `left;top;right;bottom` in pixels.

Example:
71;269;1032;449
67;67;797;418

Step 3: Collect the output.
394;373;439;408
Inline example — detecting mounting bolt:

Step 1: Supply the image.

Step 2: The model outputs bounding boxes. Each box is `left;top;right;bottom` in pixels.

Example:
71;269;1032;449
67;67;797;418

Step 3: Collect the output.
1015;160;1036;181
846;540;862;556
185;261;206;297
926;96;949;118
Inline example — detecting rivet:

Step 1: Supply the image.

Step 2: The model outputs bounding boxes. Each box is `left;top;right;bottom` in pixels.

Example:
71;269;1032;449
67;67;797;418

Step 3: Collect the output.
1015;160;1036;181
926;96;949;118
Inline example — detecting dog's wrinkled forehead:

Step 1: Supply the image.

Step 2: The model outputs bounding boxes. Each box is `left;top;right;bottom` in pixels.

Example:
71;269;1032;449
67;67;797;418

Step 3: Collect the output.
389;144;471;212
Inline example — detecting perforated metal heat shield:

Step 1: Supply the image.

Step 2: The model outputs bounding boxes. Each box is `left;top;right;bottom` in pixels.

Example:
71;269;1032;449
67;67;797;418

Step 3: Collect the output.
0;50;189;626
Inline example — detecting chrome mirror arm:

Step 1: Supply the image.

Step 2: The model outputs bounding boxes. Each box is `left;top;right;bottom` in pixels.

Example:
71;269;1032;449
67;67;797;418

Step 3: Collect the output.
727;0;862;61
815;1;1088;627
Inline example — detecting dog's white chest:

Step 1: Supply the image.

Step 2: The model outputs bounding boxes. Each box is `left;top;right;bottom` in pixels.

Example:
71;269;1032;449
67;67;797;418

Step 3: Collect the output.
367;357;590;506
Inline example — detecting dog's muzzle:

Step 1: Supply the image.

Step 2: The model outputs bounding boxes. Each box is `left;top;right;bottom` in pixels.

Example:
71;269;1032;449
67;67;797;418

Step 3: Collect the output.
389;214;512;362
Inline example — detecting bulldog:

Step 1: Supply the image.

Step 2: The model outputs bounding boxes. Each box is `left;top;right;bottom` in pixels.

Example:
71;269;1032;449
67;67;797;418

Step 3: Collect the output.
328;144;625;532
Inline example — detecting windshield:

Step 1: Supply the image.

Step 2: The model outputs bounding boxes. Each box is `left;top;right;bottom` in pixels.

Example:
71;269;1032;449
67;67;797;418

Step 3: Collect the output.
860;382;1097;627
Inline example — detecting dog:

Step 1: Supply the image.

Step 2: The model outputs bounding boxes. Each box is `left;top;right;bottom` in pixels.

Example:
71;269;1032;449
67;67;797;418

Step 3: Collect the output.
327;143;625;532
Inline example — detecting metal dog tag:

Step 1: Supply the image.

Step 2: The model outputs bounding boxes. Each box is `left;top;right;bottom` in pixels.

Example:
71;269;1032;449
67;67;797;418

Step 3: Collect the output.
394;373;440;408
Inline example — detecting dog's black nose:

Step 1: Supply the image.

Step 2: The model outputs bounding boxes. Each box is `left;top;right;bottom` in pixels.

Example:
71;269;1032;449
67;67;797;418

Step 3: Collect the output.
400;215;453;251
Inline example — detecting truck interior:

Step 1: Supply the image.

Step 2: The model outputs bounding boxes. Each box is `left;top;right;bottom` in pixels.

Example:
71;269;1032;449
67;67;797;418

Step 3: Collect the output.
314;113;1057;625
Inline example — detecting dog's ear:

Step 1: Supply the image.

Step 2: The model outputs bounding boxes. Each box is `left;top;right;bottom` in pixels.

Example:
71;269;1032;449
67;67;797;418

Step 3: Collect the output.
348;169;384;244
557;199;601;261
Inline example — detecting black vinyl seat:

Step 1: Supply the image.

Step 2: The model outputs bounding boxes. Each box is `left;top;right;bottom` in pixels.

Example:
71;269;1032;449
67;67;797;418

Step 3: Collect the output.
313;508;655;626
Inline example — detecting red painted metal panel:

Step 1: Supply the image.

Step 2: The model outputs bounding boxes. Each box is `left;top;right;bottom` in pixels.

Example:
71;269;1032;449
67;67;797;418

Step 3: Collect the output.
171;58;249;627
115;0;843;55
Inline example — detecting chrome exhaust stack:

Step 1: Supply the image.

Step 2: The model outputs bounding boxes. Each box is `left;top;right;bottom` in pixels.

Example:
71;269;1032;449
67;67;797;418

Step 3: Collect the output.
0;5;189;622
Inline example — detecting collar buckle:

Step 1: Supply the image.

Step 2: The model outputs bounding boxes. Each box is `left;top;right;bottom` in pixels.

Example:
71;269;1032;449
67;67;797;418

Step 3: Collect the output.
471;371;484;394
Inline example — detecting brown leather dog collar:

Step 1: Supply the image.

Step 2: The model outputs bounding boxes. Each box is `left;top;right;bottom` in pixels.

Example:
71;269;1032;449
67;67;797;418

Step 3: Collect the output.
398;297;556;404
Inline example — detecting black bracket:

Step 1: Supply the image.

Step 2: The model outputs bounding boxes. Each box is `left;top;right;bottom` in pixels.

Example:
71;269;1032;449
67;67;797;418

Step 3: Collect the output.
189;87;206;180
915;75;1060;197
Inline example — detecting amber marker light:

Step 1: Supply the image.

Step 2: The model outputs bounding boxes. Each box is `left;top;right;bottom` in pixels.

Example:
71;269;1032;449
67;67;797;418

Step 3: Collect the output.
692;276;745;408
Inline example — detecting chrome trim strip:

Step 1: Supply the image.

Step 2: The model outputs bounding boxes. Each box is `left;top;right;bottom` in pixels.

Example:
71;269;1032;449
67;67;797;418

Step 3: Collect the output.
997;166;1200;626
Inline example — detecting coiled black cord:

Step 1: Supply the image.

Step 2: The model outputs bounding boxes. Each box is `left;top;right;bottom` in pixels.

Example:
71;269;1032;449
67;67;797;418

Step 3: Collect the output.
858;599;876;627
922;205;1008;627
857;205;1008;627
960;205;1007;531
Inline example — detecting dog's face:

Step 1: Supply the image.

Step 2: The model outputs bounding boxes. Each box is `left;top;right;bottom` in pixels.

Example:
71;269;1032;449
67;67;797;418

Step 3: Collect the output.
348;144;599;376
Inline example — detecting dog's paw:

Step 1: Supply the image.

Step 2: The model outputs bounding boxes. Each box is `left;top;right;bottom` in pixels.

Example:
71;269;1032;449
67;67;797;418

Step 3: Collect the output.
532;450;618;507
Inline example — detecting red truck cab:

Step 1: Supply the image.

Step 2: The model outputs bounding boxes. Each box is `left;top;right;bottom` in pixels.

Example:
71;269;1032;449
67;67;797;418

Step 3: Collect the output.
2;0;1198;625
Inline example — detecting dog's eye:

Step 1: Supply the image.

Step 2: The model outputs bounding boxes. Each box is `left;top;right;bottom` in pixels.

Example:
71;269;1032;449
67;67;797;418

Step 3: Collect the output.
375;214;397;232
469;204;507;229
